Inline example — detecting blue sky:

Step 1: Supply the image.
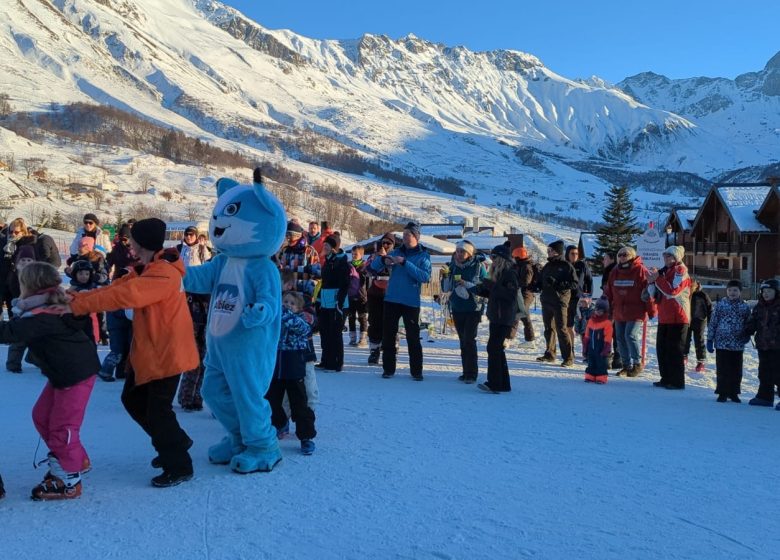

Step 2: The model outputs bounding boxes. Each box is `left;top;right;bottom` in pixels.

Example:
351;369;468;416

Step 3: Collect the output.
222;0;779;83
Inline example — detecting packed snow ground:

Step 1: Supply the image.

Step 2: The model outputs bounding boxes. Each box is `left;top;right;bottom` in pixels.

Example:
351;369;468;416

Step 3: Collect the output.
0;305;776;560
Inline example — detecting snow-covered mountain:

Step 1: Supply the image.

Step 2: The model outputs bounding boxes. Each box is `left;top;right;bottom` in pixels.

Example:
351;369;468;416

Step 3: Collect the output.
0;0;778;227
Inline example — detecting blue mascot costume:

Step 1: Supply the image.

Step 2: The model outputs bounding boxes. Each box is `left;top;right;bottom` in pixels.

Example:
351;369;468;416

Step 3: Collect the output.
184;168;286;473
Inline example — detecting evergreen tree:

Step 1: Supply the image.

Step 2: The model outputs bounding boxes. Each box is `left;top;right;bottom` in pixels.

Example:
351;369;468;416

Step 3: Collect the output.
593;185;643;272
51;210;66;231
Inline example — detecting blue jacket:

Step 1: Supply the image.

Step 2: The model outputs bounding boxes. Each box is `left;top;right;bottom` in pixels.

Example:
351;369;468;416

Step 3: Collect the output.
707;298;750;351
371;244;431;308
441;256;487;314
274;308;313;380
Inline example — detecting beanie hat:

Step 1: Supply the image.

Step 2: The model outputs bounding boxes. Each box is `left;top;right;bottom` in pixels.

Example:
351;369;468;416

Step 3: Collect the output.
83;213;99;225
404;221;421;241
759;278;779;293
726;279;742;290
324;233;341;250
79;236;95;252
663;245;685;262
14;245;36;263
184;225;198;236
380;232;396;246
512;246;528;260
70;260;94;276
286;221;304;235
548;240;565;255
456;240;476;257
595;298;610;313
118;225;131;239
491;242;511;261
131;218;166;252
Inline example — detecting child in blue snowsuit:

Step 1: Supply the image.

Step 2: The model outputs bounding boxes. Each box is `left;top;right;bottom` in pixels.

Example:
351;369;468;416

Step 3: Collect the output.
267;291;317;455
707;279;750;402
583;299;613;384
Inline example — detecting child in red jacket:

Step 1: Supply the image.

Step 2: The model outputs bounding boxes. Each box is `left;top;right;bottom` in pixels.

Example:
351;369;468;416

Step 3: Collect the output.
583;299;613;384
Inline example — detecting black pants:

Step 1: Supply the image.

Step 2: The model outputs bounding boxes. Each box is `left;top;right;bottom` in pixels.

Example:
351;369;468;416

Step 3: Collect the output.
367;293;385;345
267;378;316;441
520;292;535;341
610;321;623;369
318;308;345;370
755;349;780;402
685;318;707;362
347;299;368;333
715;349;743;396
121;370;192;474
382;301;422;376
656;323;688;388
452;311;481;380
486;323;512;391
542;301;573;361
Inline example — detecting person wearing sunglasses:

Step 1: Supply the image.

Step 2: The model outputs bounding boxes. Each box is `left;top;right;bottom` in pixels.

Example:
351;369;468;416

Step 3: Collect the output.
68;213;112;260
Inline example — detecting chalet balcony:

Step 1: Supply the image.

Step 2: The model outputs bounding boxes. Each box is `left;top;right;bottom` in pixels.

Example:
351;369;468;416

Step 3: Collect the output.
691;267;742;280
683;241;750;255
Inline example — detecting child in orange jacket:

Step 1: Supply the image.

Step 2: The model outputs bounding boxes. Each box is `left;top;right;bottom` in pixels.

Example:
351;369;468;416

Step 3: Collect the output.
583;299;613;384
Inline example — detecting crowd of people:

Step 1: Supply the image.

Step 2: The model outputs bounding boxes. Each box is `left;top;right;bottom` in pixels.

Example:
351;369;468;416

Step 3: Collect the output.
0;209;778;502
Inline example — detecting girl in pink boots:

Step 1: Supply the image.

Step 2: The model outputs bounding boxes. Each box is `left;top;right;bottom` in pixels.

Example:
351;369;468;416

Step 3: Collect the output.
0;262;100;500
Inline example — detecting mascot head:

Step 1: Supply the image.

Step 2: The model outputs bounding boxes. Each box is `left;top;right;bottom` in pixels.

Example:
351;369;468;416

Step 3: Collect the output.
210;168;287;258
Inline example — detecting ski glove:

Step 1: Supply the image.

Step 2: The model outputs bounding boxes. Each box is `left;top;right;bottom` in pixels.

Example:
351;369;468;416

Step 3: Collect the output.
706;340;715;353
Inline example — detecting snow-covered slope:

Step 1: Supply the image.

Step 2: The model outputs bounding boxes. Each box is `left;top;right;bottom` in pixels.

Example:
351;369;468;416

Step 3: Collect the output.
0;0;777;228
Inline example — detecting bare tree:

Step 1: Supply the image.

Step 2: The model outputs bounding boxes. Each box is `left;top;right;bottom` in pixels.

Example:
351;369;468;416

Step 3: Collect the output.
0;93;11;117
139;173;152;194
21;157;44;179
92;188;104;210
185;202;202;222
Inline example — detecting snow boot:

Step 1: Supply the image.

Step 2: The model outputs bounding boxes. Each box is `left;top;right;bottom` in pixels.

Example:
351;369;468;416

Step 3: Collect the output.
477;382;499;394
730;395;742;403
368;344;381;365
301;440;316;456
626;364;643;378
358;332;368;348
536;352;555;363
31;456;81;501
348;332;358;347
276;420;290;440
208;436;246;465
230;446;283;474
717;394;728;402
151;470;193;488
695;361;705;373
748;397;773;407
152;437;193;469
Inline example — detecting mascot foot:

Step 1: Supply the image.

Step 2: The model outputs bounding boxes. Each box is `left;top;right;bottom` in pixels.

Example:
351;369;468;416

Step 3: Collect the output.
230;446;283;474
208;437;246;465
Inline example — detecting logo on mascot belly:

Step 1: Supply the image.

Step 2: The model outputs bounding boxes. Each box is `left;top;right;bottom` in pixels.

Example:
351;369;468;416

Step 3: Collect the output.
210;283;242;336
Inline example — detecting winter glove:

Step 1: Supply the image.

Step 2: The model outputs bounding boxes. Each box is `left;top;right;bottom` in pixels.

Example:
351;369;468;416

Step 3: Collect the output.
600;341;612;357
706;340;715;353
440;264;450;278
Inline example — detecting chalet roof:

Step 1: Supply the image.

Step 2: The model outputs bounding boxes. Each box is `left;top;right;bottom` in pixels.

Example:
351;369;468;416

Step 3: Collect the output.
462;235;508;251
717;186;771;233
420;224;465;237
756;185;779;219
578;232;599;259
673;208;699;231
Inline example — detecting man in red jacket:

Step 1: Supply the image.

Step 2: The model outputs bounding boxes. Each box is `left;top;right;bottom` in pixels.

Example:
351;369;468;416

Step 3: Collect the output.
645;245;692;390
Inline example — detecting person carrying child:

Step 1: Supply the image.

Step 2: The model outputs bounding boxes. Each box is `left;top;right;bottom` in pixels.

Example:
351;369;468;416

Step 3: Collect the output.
706;279;750;402
0;262;99;500
582;299;614;384
267;291;317;455
743;278;780;408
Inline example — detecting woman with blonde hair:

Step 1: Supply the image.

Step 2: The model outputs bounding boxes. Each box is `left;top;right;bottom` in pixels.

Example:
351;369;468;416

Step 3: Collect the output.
475;243;523;393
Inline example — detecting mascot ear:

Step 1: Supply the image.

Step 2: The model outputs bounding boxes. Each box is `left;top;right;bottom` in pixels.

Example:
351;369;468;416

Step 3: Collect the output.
216;177;240;198
251;167;275;213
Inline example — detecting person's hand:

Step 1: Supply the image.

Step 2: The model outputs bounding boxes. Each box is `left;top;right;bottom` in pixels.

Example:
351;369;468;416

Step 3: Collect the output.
383;256;394;266
440;264;450;277
394;256;405;266
706;340;715;353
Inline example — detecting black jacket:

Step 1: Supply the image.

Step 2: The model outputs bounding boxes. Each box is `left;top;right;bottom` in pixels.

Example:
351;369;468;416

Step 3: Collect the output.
478;267;521;326
601;262;617;291
1;229;61;294
319;251;350;310
0;312;99;388
691;290;712;321
539;256;578;306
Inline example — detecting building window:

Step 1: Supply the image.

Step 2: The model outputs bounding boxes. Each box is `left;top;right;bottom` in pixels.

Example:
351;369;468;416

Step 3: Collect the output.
741;256;748;270
716;258;730;270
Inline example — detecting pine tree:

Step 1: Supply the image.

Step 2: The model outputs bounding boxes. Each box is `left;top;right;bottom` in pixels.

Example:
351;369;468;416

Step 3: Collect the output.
593;185;643;271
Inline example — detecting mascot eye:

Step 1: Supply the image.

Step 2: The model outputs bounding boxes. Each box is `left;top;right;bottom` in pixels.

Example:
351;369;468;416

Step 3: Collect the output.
224;202;241;216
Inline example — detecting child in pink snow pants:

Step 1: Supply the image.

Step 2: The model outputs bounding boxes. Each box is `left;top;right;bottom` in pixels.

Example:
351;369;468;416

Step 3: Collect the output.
0;262;100;500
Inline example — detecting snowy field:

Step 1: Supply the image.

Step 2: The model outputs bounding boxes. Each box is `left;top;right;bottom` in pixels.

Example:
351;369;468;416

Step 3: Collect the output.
0;307;777;560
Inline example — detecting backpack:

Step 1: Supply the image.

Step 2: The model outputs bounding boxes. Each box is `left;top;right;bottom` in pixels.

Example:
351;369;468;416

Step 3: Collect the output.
347;263;361;300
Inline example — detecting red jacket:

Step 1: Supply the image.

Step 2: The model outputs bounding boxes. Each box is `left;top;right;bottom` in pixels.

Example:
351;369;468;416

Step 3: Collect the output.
604;257;653;322
311;228;334;260
649;263;692;324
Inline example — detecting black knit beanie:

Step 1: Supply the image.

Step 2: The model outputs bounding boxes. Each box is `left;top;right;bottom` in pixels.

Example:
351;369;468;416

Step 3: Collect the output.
131;218;166;252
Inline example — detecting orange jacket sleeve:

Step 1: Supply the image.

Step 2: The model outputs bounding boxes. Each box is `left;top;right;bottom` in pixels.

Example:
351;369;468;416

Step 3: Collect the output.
71;269;177;315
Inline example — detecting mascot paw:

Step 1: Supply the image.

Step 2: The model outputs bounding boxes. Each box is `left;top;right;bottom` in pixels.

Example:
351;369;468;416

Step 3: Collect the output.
230;446;283;474
208;437;247;465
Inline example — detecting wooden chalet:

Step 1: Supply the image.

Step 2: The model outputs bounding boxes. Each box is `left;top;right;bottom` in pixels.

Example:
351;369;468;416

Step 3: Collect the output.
687;182;778;294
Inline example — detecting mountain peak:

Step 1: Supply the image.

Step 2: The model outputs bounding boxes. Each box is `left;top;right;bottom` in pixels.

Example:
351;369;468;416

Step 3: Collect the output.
765;50;780;71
